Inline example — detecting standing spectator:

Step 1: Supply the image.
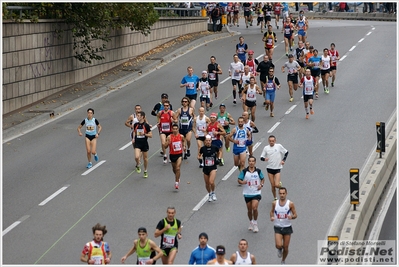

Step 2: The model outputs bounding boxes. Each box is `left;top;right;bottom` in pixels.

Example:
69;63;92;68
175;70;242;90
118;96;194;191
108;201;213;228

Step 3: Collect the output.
368;2;374;12
188;232;216;264
211;4;222;32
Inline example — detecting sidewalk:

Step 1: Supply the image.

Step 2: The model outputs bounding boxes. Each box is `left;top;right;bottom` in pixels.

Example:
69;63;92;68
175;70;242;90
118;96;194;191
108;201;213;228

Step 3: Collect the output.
2;27;233;142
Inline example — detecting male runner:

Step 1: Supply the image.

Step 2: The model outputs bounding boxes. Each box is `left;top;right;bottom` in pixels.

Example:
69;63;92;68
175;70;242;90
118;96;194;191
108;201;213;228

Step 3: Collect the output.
307;49;322;99
257;54;275;106
262;25;277;62
236;36;249;63
273;2;282;29
264;67;281;117
328;43;340;87
152;94;173;156
131;111;152;178
242;2;252;28
81;223;111;264
241;76;263;122
188;232;216;264
299;68;316;119
230;239;257;264
207;113;226;166
229;54;245;105
193;107;210;168
296;11;308;44
199;70;211;111
217;103;236;154
175;96;195;160
281;54;301;102
164;124;185;189
180;66;200;109
207;245;233;265
228;117;251;172
157;100;176;164
242;111;258;156
321;48;332;94
207;56;223;103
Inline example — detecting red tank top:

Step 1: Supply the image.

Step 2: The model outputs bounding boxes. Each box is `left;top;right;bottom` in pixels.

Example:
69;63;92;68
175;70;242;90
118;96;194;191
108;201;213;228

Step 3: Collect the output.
159;110;173;133
246;59;257;76
207;122;221;141
169;134;183;155
328;50;339;67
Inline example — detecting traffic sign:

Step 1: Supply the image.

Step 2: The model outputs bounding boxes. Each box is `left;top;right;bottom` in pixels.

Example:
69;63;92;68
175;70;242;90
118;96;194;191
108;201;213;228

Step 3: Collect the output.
376;122;385;155
350;168;359;206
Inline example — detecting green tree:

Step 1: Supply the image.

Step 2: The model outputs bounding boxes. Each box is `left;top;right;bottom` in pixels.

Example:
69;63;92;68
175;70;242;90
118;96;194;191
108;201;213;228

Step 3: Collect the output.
3;3;159;64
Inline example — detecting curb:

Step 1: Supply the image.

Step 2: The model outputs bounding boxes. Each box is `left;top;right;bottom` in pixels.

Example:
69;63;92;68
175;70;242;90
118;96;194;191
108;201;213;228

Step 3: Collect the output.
2;31;234;143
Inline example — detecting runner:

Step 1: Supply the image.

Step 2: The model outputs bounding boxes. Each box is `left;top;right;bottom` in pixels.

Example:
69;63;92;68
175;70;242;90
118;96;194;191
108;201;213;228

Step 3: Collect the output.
188;232;216;265
131;111;152;178
273;2;282;29
164;124;185;190
236;36;249;63
217;104;235;156
281;54;301;102
198;134;220;202
175;96;195;160
227;117;251;171
77;108;102;169
154;207;182;265
207;56;223;103
226;2;233;27
207;245;233;265
296;11;308;44
180;66;200;109
256;3;265;33
125;104;141;137
151;93;173;157
244;50;259;78
193;107;210;168
199;70;211;111
242;111;258;157
307;49;322;99
157;100;176;164
321;48;332;94
262;2;273;28
260;135;288;200
262;25;277;62
288;13;297;48
264;67;281;117
207;113;226;166
293;41;306;80
270;187;298;264
240;65;254;109
281;2;289;23
237;156;265;233
230;239;257;264
80;223;111;265
282;17;295;56
299;68;316;119
232;2;240;27
229;54;245;105
328;43;340;87
241;76;263;122
242;2;252;28
120;227;162;265
257;54;275;106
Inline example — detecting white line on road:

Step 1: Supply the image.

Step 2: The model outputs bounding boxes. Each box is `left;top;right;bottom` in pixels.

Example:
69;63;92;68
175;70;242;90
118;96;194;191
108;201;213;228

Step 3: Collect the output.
349;46;356;52
193;195;210;211
39;185;70;206
220;77;231;84
252;141;262;151
339;55;347;61
358;38;364;43
372;27;375;30
2;215;30;236
268;122;281;133
256;54;264;60
366;31;372;36
81;160;106;175
285;105;297;115
222;166;238;181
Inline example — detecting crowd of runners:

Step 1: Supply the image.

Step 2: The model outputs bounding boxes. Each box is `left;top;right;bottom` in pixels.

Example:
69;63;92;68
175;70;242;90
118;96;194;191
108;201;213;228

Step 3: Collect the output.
77;2;342;265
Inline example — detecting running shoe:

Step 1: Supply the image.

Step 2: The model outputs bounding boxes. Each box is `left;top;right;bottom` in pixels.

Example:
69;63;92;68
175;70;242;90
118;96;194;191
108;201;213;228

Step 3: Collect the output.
212;193;217;201
86;162;93;169
270;112;274;117
210;102;213;107
237;25;239;27
265;103;269;110
184;154;188;160
324;88;327;93
248;221;254;231
310;109;314;115
163;156;167;164
279;181;283;187
290;47;293;51
199;163;204;168
136;165;141;173
253;223;259;233
331;82;334;87
226;147;231;152
278;248;283;258
160;151;164;155
94;154;99;162
281;260;285;264
263;101;267;106
315;93;319;99
306;114;309;119
261;29;263;33
175;182;179;190
186;150;191;157
326;87;329;94
208;194;213;202
233;99;237;104
143;171;148;178
219;158;224;166
277;25;279;29
246;25;248;28
250;22;253;26
286;53;288;57
289;97;294;102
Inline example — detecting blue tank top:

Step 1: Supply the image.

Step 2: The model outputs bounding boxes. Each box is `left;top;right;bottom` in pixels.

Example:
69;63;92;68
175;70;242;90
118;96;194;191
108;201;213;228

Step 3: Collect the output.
233;127;247;150
179;107;193;130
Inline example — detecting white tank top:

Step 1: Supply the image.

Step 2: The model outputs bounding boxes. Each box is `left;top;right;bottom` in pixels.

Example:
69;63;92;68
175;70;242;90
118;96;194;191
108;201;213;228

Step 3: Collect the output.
246;85;257;101
199;80;210;97
321;55;331;70
274;199;291;228
241;72;251;85
196;115;207;137
303;76;315;95
235;251;252;265
244;120;253;132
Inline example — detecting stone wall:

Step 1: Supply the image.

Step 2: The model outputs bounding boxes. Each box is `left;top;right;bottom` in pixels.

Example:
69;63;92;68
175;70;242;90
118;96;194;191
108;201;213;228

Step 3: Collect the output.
2;17;208;114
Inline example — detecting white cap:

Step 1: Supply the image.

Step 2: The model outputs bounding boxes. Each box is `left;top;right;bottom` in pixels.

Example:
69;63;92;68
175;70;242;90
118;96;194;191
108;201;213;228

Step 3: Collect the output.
202;70;207;74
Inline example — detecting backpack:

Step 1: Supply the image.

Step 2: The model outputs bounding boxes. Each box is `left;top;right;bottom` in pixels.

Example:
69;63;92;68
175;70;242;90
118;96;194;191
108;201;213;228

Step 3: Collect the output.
242;167;262;177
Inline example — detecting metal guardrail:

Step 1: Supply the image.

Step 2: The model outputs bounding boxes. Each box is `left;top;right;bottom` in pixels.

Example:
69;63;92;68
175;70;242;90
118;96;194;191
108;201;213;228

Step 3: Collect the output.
5;6;36;18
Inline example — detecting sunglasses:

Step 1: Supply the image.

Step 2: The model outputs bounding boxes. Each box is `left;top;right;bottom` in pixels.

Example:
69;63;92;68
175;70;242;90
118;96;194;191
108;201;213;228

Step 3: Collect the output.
164;105;170;107
182;100;188;103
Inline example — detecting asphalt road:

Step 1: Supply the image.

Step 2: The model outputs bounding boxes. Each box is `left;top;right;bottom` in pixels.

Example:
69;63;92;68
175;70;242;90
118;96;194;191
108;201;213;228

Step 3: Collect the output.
2;19;397;265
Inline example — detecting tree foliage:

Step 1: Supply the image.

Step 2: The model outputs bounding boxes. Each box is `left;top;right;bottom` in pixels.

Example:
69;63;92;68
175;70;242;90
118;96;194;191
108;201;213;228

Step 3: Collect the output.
3;3;159;64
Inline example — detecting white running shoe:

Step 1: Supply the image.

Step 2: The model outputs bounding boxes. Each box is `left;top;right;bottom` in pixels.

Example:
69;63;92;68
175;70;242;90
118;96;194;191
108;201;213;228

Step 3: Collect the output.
248;221;254;231
212;193;217;201
277;248;283;258
253;223;259;233
208;194;213;202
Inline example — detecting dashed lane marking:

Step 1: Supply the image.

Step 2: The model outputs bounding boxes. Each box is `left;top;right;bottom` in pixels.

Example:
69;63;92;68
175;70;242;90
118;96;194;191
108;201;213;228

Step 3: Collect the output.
81;160;106;175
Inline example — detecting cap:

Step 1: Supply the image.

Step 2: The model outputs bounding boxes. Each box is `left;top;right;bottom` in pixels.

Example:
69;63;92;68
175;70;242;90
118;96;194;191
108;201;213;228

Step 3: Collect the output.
205;134;212;140
219;103;226;107
210;113;217;118
288;54;294;58
199;232;208;239
216;245;226;255
248;50;254;55
202;70;207;74
161;93;168;98
138;227;147;233
309;45;314;49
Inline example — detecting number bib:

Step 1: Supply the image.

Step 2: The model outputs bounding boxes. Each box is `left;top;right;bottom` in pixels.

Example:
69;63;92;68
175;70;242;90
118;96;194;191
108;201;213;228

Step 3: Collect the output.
205;157;215;166
162;123;170;132
277;212;288;220
136;128;145;138
209;73;216;80
181;116;189;125
138;257;150;265
163;234;176;248
172;141;182;152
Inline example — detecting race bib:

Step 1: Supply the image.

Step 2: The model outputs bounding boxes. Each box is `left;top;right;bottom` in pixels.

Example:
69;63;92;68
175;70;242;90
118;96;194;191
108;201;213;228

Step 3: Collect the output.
136;128;145;138
161;123;170;131
209;73;216;80
277;212;288;220
172;141;182;151
138;257;150;265
163;234;176;248
205;157;215;166
181;116;189;125
187;82;195;89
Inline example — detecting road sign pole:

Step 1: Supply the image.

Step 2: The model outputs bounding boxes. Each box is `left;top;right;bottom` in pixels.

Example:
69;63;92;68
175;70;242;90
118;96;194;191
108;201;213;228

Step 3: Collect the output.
349;168;359;210
376;122;385;158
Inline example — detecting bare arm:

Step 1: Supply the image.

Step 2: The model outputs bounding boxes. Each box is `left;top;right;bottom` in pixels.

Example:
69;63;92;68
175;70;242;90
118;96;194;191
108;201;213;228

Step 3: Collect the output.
125;115;134;128
121;240;137;263
270;201;276;221
289;201;297;220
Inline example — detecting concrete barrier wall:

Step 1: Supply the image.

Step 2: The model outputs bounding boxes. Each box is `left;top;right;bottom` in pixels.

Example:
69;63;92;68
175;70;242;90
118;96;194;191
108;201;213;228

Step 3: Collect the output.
2;17;208;114
339;120;397;263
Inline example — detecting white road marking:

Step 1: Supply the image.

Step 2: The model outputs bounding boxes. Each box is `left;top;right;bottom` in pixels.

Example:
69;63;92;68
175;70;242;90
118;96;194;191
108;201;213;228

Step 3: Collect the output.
2;215;30;236
268;122;281;133
220;77;231;84
252;141;262;151
372;27;375;30
39;185;70;206
358;38;364;43
81;160;106;175
256;54;264;60
339;55;347;61
193;195;210;211
222;166;238;181
349;46;356;52
366;31;372;36
285;105;297;115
